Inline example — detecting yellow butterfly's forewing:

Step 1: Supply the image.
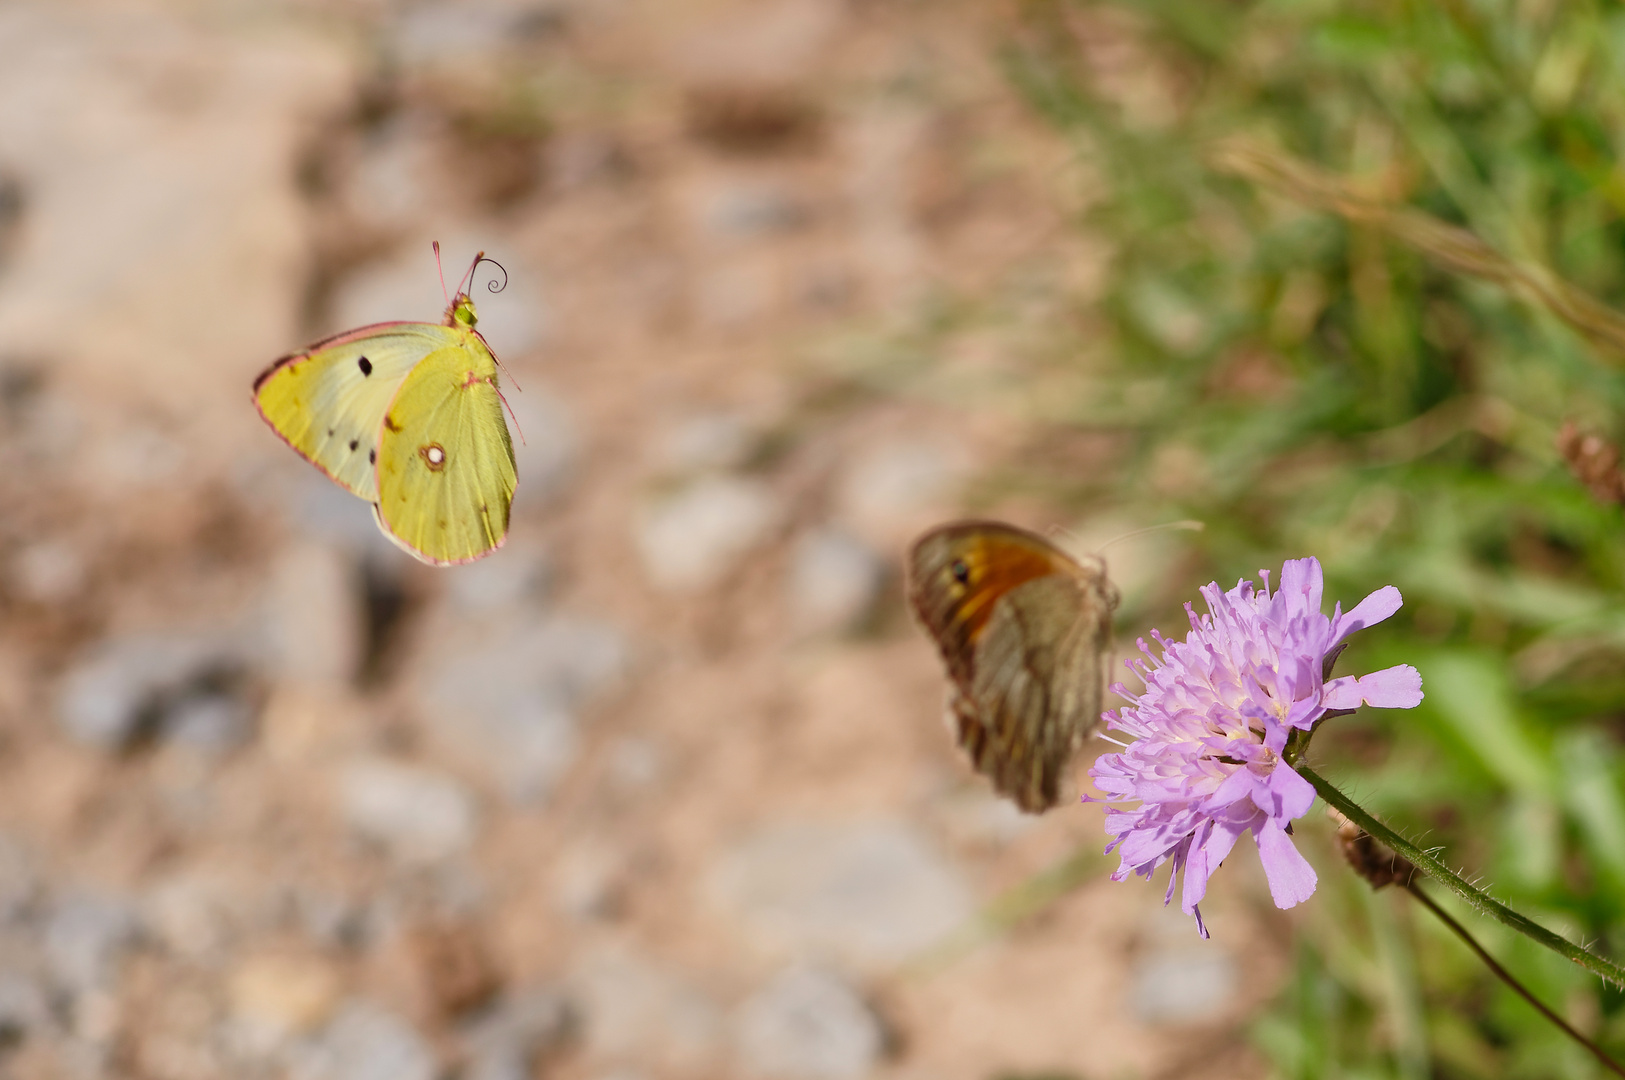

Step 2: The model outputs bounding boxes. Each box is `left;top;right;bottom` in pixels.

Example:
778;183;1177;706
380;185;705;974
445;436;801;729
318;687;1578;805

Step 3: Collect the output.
254;323;461;501
372;334;516;566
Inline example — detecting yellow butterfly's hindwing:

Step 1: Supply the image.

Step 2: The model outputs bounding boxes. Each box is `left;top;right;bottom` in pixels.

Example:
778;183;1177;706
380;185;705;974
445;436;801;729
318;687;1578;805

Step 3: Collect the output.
373;336;517;565
253;323;462;501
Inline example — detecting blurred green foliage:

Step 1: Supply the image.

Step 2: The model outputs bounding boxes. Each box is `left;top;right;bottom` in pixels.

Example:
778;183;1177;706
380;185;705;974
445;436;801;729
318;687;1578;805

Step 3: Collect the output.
997;0;1625;1075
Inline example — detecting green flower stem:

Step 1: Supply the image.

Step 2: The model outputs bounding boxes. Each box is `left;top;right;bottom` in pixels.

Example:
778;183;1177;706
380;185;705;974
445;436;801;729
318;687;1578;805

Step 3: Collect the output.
1295;763;1625;987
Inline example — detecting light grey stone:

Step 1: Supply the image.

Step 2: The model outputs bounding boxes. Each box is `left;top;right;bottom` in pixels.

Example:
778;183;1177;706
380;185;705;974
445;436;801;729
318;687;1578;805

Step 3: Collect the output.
341;760;478;864
0;972;47;1049
735;967;883;1080
653;412;754;475
701;183;810;237
0;833;36;922
161;691;255;755
462;984;573;1080
267;540;365;688
142;872;239;962
708;820;972;967
635;477;781;592
551;841;626;921
7;539;85;603
836;440;967;546
606;736;663;792
1129;946;1237;1025
289;474;399;558
420;614;629;802
786;529;885;636
45;894;137;992
510;384;578;506
55;632;243;751
444;546;551;616
572;946;723;1067
293;1001;437;1080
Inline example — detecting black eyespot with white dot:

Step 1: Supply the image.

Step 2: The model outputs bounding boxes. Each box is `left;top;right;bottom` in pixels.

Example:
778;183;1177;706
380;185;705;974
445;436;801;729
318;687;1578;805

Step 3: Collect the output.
950;559;971;585
358;356;373;376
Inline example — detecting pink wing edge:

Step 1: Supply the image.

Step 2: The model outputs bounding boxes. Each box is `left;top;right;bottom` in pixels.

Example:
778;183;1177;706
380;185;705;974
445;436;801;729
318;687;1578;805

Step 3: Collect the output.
250;320;437;492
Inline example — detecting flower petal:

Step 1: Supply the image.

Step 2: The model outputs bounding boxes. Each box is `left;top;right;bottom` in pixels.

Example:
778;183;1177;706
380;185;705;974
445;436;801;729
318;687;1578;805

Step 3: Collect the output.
1331;585;1403;646
1268;763;1316;820
1255;821;1317;909
1324;666;1423;710
1357;664;1423;708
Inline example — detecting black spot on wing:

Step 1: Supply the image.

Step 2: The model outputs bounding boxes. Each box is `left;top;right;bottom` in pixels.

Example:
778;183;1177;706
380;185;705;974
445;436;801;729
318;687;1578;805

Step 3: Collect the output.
369;449;376;464
358;356;373;376
349;439;359;451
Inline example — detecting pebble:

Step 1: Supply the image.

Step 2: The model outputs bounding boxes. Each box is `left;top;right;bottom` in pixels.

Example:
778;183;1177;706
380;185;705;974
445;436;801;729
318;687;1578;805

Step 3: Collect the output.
653;412;755;474
340;760;478;864
700;182;811;238
292;1001;437;1080
836;439;968;548
0;833;36;923
442;545;552;616
735;967;884;1080
461;984;574;1080
229;951;343;1043
160;691;256;756
44;894;138;993
551;841;626;921
510;384;579;506
707;819;972;967
572;945;723;1068
0;973;47;1050
7;539;85;603
55;632;245;751
635;477;781;592
267;540;365;688
1129;946;1237;1025
143;873;238;961
420;614;628;802
786;528;886;636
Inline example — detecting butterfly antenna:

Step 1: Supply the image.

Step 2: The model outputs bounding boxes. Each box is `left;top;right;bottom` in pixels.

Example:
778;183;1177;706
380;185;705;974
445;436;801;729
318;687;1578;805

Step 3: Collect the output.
1096;520;1206;555
433;241;450;306
457;251;484;298
472;254;509;295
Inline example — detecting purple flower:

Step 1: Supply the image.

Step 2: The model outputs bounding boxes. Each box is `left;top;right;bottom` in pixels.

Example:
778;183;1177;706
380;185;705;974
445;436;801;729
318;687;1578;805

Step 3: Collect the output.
1088;557;1422;937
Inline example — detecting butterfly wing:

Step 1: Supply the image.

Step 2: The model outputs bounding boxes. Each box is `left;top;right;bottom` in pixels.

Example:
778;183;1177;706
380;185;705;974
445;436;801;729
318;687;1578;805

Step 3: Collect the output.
907;521;1116;812
254;322;459;501
965;574;1111;811
372;335;516;565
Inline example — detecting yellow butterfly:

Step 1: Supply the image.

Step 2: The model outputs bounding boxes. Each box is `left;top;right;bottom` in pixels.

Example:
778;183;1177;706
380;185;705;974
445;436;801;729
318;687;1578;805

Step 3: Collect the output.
254;246;518;565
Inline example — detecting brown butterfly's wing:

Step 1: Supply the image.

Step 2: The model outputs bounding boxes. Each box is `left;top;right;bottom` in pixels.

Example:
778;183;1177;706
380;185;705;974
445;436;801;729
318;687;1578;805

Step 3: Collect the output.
966;575;1110;811
907;521;1116;813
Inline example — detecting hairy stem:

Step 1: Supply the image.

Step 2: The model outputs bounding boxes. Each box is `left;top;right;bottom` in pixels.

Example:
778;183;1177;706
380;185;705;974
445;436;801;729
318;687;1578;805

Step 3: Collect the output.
1296;763;1625;986
1404;882;1625;1077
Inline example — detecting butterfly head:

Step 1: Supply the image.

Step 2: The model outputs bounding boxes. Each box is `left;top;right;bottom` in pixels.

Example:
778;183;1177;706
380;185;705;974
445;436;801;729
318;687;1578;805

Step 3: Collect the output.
448;293;480;328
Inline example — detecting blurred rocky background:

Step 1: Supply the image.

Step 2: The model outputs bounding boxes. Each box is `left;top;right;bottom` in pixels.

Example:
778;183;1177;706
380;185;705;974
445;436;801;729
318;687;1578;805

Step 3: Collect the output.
0;2;1284;1079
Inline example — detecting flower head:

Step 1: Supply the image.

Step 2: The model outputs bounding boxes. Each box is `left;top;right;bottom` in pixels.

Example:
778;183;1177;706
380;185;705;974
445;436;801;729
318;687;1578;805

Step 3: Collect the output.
1088;557;1422;937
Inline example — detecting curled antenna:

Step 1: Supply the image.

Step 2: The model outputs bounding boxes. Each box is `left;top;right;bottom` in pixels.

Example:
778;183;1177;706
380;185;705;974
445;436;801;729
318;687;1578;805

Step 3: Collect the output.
473;254;509;295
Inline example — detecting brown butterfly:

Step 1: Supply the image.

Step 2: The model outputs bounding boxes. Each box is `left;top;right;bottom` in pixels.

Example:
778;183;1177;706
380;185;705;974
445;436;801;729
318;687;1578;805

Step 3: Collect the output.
907;521;1119;813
